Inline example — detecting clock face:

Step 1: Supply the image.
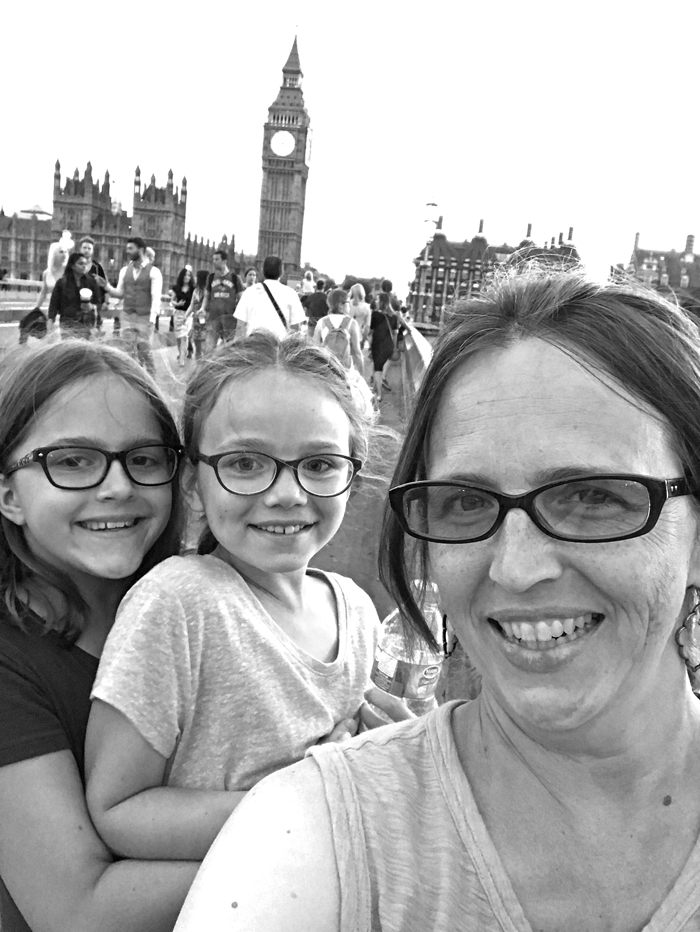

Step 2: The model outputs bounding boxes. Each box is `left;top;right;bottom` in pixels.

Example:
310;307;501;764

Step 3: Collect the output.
270;130;296;157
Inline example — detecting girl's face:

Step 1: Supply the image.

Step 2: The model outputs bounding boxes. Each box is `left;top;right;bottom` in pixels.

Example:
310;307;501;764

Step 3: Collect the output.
186;370;353;582
426;339;700;733
245;270;257;287
183;270;192;284
0;375;173;597
74;257;89;276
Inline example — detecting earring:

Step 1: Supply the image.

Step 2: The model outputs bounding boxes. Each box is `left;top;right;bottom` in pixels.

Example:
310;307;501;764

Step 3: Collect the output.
675;591;700;693
442;613;458;659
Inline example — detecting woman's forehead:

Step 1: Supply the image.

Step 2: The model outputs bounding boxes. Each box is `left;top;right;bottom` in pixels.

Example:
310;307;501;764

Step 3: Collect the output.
427;339;679;479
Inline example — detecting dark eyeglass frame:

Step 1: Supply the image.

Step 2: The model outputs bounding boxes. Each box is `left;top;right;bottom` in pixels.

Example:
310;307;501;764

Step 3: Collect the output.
191;451;363;498
4;444;185;490
388;474;696;544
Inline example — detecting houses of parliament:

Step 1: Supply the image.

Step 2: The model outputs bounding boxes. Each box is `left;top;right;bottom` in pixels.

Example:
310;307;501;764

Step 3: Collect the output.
0;39;310;286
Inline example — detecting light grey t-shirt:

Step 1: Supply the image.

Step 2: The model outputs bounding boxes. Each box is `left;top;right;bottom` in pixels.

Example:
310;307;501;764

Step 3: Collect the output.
308;702;700;931
92;554;379;791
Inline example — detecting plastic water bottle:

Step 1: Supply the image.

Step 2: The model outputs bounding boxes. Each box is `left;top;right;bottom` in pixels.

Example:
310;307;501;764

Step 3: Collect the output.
371;582;444;715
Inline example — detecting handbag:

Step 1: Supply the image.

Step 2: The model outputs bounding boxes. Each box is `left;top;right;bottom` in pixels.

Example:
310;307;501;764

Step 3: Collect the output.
262;283;289;330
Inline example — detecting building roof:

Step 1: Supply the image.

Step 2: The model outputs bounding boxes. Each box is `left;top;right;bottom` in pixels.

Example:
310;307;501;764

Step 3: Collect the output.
283;37;302;74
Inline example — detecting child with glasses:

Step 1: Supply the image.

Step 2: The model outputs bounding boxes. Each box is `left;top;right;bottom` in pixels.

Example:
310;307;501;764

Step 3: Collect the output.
0;341;197;932
85;331;407;864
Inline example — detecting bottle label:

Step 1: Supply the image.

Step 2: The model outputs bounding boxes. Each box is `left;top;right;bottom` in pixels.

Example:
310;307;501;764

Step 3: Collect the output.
371;647;442;700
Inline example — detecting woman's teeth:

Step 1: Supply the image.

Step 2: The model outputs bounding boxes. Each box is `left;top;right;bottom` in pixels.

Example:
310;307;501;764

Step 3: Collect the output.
494;613;603;649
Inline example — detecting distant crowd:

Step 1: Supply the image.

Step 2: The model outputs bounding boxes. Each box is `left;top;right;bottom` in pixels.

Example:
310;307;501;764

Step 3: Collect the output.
17;230;411;403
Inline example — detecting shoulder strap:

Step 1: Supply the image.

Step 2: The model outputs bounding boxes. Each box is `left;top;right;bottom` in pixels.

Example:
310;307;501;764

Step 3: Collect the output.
262;282;288;330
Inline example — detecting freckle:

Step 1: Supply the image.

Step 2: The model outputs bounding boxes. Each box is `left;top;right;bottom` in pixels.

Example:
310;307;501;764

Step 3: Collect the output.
287;829;291;833
663;795;672;806
231;902;238;908
291;892;297;899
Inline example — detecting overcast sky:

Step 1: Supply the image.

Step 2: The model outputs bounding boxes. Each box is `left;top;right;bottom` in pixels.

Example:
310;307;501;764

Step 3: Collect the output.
2;0;698;290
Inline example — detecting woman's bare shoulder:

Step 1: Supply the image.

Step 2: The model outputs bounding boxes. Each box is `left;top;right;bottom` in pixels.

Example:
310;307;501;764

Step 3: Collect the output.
175;759;340;932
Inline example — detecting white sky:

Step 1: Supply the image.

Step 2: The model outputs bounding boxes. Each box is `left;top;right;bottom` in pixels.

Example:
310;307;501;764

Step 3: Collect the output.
2;0;699;291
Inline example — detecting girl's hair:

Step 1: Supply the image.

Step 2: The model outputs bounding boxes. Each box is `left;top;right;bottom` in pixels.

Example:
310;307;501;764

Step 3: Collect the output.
380;265;700;648
183;331;374;554
328;289;348;313
195;269;209;292
174;267;193;294
377;292;392;313
349;283;365;303
0;340;184;642
244;267;257;278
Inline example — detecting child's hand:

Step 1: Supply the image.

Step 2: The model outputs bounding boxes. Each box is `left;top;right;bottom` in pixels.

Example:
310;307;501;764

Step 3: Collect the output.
360;686;416;730
317;716;360;744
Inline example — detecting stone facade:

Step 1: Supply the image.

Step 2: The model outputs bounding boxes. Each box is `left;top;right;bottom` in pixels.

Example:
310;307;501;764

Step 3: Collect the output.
623;233;700;310
257;38;311;276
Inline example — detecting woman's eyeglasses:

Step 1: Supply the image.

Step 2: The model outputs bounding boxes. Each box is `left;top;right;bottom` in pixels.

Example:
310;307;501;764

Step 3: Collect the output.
4;445;183;490
389;474;696;544
191;451;362;498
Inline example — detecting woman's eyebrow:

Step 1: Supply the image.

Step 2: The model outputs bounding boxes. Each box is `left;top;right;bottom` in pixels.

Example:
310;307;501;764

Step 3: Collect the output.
40;436;163;447
431;465;611;486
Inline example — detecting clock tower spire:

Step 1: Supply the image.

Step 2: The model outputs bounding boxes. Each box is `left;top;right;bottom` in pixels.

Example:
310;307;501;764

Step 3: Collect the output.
257;37;311;275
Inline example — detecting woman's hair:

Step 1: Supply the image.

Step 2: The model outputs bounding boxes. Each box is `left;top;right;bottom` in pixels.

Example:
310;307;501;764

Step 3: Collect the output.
328;289;348;313
380;265;700;647
377;292;392;313
244;267;257;278
64;252;85;277
183;331;375;554
174;267;193;294
0;341;184;642
195;270;209;292
350;283;365;303
304;271;313;281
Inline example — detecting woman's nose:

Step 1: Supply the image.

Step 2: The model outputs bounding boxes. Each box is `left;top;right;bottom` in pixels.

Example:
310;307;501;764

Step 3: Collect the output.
488;508;564;593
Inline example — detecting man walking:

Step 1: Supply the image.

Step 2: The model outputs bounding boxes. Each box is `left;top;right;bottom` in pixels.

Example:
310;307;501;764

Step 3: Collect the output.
101;237;162;375
79;237;107;331
304;278;328;338
201;249;243;352
234;256;305;340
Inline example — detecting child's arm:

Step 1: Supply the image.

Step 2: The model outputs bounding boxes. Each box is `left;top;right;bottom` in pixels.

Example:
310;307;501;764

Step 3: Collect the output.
86;700;246;861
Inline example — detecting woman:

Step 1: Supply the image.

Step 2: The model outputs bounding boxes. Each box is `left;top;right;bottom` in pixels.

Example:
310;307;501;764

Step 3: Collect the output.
0;341;197;931
175;267;700;931
348;282;371;349
244;267;257;288
19;231;73;344
48;252;100;339
186;270;209;360
169;267;195;366
368;291;400;401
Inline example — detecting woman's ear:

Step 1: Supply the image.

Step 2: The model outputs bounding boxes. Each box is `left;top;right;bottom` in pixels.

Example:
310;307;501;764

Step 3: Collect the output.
0;474;27;526
180;461;204;515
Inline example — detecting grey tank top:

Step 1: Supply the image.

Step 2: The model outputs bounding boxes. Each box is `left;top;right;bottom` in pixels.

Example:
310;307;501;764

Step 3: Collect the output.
308;702;700;932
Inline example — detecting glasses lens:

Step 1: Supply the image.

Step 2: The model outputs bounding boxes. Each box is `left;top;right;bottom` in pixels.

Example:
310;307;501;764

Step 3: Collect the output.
125;446;179;485
216;452;277;494
45;448;107;488
296;455;355;496
535;478;651;540
402;484;500;540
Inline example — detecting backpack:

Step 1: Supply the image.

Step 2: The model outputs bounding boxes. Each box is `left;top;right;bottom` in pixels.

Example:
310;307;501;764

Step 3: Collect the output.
322;316;352;368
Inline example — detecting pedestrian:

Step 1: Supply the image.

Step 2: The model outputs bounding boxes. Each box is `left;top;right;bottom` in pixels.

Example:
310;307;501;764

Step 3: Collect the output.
85;331;406;867
234;255;306;339
79;237;107;331
314;288;364;373
368;291;401;401
169;268;195;367
18;231;73;344
99;237;162;376
47;253;100;340
304;277;329;338
243;267;257;288
0;340;195;932
185;270;209;361
200;249;243;352
174;267;700;931
348;282;371;348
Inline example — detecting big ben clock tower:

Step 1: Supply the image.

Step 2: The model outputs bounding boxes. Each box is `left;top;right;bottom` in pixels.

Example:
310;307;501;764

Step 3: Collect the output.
257;37;311;276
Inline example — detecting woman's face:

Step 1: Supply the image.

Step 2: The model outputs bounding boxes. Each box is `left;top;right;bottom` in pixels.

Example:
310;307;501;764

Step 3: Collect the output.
245;270;257;287
183;270;192;284
0;375;173;599
74;256;89;276
426;338;700;732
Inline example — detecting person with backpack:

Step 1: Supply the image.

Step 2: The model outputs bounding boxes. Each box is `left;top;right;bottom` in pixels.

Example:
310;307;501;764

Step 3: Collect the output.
314;289;364;374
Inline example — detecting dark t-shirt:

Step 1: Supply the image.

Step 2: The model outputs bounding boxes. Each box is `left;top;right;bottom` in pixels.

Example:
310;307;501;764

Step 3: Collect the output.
305;291;329;323
206;271;243;318
0;613;99;931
